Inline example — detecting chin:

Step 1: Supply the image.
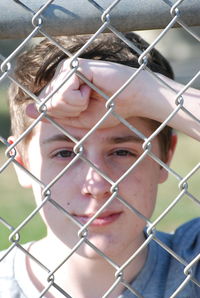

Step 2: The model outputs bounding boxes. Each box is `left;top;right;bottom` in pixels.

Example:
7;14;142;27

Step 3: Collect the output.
75;233;123;260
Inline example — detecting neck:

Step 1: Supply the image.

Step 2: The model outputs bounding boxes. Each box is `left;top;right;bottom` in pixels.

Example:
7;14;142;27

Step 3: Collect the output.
28;235;147;298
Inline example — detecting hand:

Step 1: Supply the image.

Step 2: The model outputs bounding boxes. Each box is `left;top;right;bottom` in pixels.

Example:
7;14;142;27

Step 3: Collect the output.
26;59;143;128
26;58;200;140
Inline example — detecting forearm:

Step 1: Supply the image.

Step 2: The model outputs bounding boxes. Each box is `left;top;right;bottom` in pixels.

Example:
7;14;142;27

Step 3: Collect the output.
132;73;200;140
29;59;200;141
90;63;200;140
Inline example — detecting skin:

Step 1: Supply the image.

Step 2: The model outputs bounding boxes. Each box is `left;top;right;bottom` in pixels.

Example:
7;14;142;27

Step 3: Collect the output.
27;59;200;140
12;116;176;297
9;58;187;297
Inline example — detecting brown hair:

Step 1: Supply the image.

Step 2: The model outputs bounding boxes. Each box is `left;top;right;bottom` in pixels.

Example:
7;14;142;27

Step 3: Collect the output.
9;32;174;160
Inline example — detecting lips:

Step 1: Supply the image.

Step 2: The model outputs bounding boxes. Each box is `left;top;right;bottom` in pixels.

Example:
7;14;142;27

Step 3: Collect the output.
72;211;122;227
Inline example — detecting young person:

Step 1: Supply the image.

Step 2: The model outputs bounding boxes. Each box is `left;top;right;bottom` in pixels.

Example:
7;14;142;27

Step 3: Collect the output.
0;32;199;297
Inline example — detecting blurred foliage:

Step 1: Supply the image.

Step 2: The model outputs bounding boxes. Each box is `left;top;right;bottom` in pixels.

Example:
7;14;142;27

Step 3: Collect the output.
0;148;46;250
0;84;10;139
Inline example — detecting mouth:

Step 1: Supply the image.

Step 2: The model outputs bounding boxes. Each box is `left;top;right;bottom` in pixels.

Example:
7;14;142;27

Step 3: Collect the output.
72;211;122;227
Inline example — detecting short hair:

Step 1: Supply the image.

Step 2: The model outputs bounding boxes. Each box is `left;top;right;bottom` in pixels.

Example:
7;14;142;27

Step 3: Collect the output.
9;32;174;160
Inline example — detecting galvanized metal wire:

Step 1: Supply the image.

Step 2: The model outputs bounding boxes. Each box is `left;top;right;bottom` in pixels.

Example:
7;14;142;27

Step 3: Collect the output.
0;0;199;297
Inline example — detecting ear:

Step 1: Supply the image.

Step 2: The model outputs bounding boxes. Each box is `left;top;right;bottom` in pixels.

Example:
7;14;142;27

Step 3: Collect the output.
7;136;32;188
159;133;177;184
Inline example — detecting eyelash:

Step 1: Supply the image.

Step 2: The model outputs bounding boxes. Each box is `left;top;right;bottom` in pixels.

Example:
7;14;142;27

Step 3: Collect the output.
111;149;137;157
51;148;137;160
53;149;75;159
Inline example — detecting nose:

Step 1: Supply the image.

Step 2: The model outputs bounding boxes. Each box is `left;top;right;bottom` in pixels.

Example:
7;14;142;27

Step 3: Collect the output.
81;166;111;200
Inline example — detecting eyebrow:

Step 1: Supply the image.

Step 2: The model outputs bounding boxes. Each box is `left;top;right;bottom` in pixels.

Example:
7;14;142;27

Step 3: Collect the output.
42;134;77;145
110;135;143;144
42;133;143;145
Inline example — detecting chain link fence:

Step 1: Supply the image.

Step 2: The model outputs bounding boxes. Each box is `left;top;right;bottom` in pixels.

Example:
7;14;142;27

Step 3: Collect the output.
0;0;200;297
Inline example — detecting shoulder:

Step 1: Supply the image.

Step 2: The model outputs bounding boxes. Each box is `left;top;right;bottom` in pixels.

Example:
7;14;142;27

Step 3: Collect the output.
0;247;20;297
142;219;200;297
0;247;16;278
154;218;200;272
172;217;200;261
0;246;27;298
164;218;200;297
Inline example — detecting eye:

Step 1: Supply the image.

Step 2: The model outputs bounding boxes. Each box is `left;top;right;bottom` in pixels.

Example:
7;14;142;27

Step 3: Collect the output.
112;149;136;157
53;149;75;159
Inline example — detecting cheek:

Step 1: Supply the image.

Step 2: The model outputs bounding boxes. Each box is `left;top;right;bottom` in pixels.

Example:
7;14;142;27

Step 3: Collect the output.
47;168;82;208
141;181;158;217
119;165;159;218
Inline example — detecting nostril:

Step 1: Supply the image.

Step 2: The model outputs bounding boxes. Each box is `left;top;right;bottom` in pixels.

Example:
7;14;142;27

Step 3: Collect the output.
81;180;111;200
80;166;112;199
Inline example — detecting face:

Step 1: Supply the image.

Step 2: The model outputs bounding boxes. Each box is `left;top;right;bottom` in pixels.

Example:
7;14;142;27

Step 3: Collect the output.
16;117;173;262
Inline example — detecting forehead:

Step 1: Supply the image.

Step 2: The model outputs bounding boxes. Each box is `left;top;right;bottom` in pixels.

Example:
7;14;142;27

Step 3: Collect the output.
36;117;155;145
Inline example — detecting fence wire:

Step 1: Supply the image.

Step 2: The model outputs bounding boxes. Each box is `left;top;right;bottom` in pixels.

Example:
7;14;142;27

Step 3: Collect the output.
0;0;200;297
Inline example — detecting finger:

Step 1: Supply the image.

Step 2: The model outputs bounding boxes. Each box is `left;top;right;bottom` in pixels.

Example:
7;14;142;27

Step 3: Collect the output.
26;103;82;124
59;83;91;107
79;84;91;103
